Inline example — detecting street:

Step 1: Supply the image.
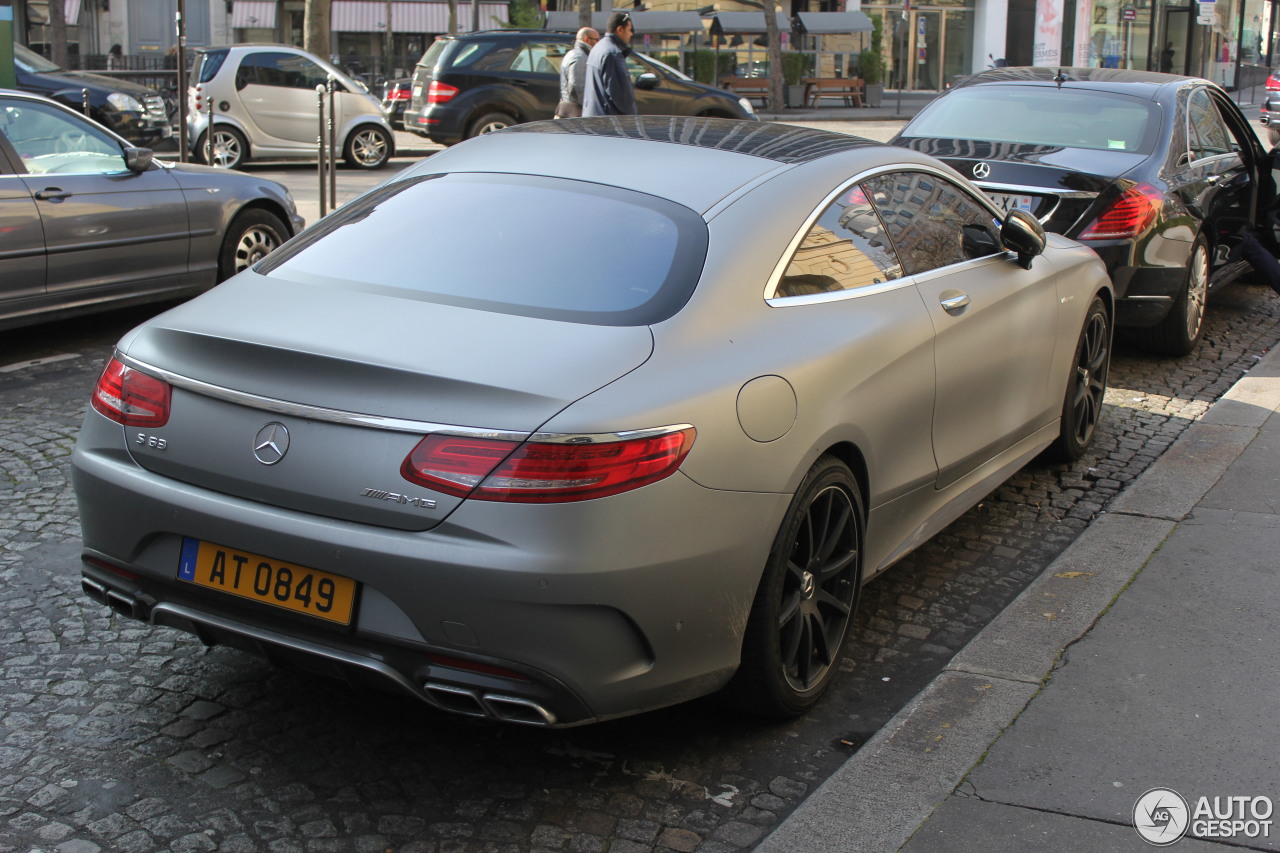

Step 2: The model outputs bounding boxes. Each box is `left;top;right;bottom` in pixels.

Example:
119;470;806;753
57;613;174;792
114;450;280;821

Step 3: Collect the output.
4;120;1280;853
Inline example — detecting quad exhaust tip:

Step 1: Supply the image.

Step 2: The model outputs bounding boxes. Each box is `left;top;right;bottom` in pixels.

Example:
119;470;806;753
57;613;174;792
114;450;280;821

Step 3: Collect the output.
82;577;150;621
424;682;557;726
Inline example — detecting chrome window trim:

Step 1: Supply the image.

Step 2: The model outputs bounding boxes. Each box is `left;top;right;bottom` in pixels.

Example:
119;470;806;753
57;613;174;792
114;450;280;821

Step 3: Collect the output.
765;163;1005;304
115;352;690;444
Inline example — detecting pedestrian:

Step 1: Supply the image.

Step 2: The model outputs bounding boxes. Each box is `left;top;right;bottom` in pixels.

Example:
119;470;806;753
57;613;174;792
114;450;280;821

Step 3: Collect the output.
1230;226;1280;297
555;27;599;119
582;11;637;118
107;44;123;70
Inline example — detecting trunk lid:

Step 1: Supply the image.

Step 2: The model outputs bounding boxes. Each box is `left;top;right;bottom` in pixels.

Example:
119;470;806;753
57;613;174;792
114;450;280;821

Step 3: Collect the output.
118;272;654;530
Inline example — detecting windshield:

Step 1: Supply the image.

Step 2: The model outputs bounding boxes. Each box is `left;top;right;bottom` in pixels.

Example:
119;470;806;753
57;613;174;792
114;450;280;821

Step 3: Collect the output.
258;172;709;326
14;43;62;73
905;85;1161;154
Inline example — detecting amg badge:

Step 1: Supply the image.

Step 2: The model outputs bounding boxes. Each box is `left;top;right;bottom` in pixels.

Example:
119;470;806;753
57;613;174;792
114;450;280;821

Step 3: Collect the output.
360;488;437;509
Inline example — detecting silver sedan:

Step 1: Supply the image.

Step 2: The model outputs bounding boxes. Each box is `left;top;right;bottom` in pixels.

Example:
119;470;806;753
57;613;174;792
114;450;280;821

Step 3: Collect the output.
72;117;1113;726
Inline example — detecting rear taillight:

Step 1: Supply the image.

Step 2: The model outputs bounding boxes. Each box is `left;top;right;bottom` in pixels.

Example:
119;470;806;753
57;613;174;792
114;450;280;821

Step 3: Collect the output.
1077;184;1163;241
401;428;696;503
91;357;171;427
426;80;459;104
388;88;410;101
1266;74;1280;91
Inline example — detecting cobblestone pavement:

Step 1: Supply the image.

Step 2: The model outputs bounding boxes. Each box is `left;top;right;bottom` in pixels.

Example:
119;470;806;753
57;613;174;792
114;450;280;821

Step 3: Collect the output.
4;270;1280;852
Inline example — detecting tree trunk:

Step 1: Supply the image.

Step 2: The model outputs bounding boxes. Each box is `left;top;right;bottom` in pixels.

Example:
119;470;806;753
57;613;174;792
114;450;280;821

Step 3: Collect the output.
764;1;783;113
49;0;69;69
578;0;591;31
447;0;457;34
304;0;330;60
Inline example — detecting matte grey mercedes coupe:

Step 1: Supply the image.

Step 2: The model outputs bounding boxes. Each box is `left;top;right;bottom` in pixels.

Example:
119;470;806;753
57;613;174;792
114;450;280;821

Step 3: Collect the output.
72;117;1113;726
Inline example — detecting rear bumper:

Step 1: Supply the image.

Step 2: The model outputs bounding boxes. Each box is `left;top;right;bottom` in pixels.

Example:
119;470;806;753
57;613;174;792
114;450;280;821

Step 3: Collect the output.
402;105;464;145
71;411;788;725
1082;237;1189;328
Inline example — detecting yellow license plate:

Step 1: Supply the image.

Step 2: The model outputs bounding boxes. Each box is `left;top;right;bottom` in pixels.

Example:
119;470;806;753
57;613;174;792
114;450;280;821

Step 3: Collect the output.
177;537;356;625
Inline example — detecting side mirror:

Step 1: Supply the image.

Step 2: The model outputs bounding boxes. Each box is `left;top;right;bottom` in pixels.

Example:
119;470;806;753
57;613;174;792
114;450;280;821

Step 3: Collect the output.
636;72;660;91
123;146;154;173
961;223;1001;259
1001;209;1045;269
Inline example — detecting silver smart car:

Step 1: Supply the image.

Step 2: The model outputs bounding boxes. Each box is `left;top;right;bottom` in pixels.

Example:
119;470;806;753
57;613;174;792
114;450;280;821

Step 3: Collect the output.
72;117;1113;726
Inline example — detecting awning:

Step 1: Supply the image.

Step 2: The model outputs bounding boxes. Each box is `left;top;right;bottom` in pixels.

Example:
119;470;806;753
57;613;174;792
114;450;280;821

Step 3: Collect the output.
707;12;792;35
544;10;704;35
231;0;277;29
64;0;82;25
330;1;509;33
795;11;873;34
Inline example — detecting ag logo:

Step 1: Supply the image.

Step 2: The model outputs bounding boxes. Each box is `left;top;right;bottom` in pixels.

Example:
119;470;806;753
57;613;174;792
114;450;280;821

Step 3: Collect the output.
1134;788;1190;845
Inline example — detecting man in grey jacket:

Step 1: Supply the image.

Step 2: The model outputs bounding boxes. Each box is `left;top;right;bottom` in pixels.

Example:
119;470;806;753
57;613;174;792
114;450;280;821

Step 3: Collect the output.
555;27;599;119
582;12;638;117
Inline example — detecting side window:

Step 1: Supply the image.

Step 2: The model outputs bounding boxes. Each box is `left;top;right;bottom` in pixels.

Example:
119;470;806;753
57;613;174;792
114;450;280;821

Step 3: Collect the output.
0;100;125;176
775;184;903;298
1188;89;1232;160
243;53;329;89
509;42;567;74
864;172;1000;276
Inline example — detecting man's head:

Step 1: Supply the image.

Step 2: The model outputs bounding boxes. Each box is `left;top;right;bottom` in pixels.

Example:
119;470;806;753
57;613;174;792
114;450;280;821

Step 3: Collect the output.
606;11;634;44
577;27;600;47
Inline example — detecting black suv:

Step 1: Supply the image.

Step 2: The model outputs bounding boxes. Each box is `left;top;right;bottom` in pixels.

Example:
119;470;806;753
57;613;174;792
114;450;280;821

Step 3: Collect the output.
404;30;757;145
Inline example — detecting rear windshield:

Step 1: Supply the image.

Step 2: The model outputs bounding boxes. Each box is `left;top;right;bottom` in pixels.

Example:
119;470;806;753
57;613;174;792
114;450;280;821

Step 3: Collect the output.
415;38;451;72
196;49;229;83
905;86;1161;154
257;173;708;326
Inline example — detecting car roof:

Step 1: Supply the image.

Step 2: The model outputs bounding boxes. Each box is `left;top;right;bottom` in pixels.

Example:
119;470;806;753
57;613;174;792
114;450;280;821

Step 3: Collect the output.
501;116;878;165
952;66;1211;99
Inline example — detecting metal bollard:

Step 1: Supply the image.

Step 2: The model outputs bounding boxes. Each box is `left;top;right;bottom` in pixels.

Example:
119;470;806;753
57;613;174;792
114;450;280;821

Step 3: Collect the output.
206;96;214;166
328;76;337;213
316;85;328;218
82;88;90;116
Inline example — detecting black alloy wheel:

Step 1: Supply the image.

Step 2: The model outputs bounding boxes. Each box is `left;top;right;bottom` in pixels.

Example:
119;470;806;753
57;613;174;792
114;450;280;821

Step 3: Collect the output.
726;455;864;717
1052;296;1111;461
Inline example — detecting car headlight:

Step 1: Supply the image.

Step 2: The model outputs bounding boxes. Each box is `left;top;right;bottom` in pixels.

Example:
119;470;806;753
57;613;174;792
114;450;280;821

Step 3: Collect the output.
107;92;145;113
738;97;756;115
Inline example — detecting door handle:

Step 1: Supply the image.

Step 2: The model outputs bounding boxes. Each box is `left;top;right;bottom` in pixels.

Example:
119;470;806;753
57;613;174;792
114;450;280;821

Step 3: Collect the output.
34;188;72;201
940;291;971;314
1205;174;1222;184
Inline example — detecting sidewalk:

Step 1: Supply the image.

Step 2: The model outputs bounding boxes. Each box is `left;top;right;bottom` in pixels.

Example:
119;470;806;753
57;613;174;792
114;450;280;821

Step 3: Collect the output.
757;346;1280;852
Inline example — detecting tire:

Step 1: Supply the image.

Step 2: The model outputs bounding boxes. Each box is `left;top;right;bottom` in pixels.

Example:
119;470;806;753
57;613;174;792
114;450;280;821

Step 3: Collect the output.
466;111;516;139
724;455;865;717
1137;234;1209;357
343;125;392;170
197;126;248;170
1268;125;1280;147
218;209;288;281
1050;296;1111;461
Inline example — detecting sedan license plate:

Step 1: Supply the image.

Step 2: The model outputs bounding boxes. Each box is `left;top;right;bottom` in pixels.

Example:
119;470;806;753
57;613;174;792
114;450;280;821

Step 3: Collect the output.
177;537;356;625
989;192;1035;215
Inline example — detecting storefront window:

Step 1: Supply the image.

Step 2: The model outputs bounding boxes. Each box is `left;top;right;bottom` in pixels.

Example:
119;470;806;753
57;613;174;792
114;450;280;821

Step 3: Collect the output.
861;2;975;91
1075;0;1151;71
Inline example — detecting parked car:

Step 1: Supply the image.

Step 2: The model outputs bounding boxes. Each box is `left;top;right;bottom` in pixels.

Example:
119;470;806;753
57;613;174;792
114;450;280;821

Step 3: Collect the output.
381;77;411;129
0;89;303;331
1258;68;1280;145
72;116;1112;726
892;67;1276;356
403;30;757;145
187;44;395;170
13;43;171;146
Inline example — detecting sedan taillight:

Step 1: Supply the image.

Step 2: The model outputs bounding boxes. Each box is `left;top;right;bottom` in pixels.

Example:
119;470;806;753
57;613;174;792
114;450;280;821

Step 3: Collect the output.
1077;184;1163;241
401;428;696;503
91;357;172;427
1266;73;1280;91
427;80;459;104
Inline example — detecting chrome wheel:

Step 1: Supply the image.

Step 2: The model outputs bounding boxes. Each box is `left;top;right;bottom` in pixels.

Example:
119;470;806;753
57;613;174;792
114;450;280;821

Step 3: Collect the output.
218;210;287;281
231;224;281;273
345;126;391;169
1183;241;1209;343
778;483;860;693
205;127;246;169
467;112;515;139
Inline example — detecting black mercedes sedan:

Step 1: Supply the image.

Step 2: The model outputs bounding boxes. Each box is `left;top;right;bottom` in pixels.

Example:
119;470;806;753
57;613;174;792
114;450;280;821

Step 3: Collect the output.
893;67;1275;356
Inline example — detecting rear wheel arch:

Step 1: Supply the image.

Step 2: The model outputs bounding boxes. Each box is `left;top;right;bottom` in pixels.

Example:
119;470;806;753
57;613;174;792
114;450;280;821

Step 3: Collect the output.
819;441;870;514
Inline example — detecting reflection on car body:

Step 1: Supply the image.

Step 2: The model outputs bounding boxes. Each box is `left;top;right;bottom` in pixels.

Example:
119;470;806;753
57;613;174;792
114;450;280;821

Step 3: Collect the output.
73;117;1112;727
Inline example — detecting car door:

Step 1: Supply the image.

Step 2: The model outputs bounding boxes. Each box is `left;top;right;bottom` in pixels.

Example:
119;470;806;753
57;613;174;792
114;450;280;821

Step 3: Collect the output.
8;97;189;298
627;54;675;115
864;169;1060;490
234;51;331;148
0;105;47;305
1183;86;1257;266
505;41;568;118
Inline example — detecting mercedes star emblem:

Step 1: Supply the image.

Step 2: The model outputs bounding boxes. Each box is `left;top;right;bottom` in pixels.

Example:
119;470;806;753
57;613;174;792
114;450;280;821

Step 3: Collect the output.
972;162;991;179
253;422;290;465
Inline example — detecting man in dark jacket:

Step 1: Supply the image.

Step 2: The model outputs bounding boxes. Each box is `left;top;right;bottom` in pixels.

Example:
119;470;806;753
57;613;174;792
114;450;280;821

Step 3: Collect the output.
582;12;638;117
